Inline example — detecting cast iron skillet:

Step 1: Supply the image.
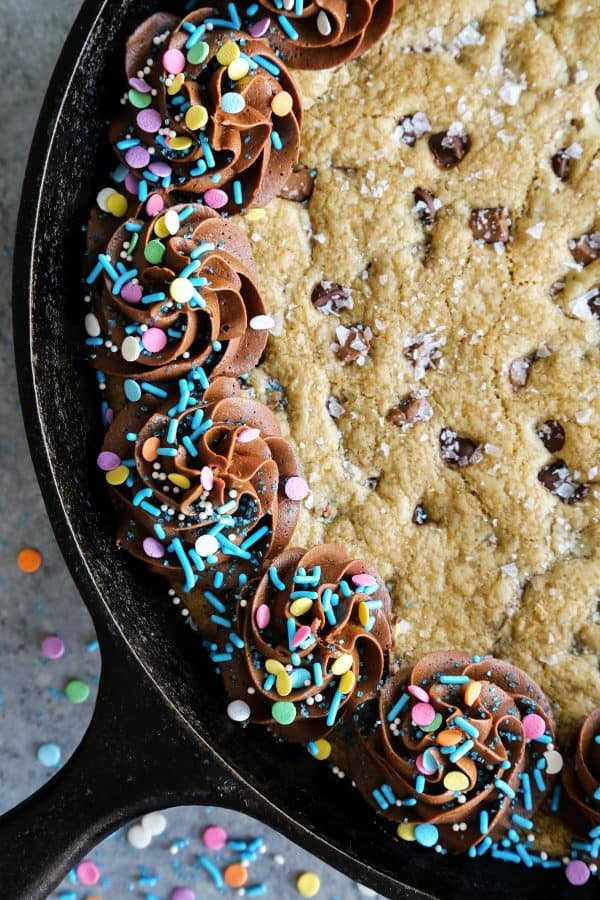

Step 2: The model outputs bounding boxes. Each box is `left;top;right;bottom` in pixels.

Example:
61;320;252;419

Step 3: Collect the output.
1;1;594;898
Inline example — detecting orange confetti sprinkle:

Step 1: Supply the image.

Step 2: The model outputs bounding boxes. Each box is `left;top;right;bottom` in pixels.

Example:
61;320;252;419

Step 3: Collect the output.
142;436;160;462
464;680;482;706
224;862;248;888
436;729;462;747
17;547;42;573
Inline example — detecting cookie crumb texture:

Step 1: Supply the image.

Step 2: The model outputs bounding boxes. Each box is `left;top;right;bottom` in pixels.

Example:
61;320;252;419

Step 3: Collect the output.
245;0;600;758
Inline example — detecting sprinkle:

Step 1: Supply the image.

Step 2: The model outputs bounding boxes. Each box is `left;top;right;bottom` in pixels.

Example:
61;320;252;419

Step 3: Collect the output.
141;812;167;836
414;824;438;848
185;105;209;131
495;778;516;799
237;427;260;443
224;863;247;889
464;681;482;705
199;856;224;889
278;15;298;39
137;108;162;133
41;635;65;659
397;823;416;842
544;749;563;774
255;604;271;629
449;739;474;763
106;465;129;486
203;825;227;850
250;314;275;330
444;770;469;792
121;335;142;362
271;131;283;150
326;690;343;726
127;824;152;849
143;537;165;559
565;861;590;886
512;814;533;830
411;702;436;727
125;146;150;170
308;738;331;760
453;716;479;738
97;450;120;471
195;534;220;557
227;700;251;722
439;675;469;684
65;679;90;704
204;188;228;209
142;327;167;353
272;700;296;725
171;889;195;900
522;713;546;740
331;654;353;675
316;9;331;35
387;692;409;722
479;810;489;835
163;48;186;74
533;768;546;792
271;91;293;117
245;886;267;898
17;547;43;573
76;861;99;886
296;872;320;897
407;685;429;703
37;743;61;767
269;566;286;591
250;17;271;38
221;92;246;114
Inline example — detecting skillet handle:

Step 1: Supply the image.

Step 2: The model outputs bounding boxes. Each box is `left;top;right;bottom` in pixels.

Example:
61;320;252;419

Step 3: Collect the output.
0;636;241;900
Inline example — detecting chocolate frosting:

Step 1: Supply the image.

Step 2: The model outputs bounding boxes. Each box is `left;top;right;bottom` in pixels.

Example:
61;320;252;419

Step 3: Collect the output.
87;203;267;381
218;544;394;742
244;0;398;70
563;707;600;831
349;651;556;853
109;10;302;213
101;377;300;591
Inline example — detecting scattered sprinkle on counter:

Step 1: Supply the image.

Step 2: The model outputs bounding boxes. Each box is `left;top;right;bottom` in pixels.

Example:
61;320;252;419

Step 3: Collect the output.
16;547;42;573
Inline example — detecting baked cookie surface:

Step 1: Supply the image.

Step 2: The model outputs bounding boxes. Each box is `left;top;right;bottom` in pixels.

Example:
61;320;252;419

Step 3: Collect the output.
242;0;600;761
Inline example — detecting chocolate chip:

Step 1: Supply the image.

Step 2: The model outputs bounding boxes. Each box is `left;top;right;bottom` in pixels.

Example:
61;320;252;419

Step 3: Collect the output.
335;324;372;366
439;428;483;467
537;419;565;452
413;188;438;225
551;149;572;181
428;130;471;168
549;280;565;297
470;207;511;244
404;333;443;379
596;84;600;105
279;167;316;202
412;504;429;525
588;286;600;319
387;397;433;427
311;281;353;314
396;112;431;146
509;354;535;389
538;460;588;504
568;231;600;267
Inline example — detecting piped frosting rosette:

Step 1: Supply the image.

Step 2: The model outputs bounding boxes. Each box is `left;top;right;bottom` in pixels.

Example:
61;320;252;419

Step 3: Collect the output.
217;544;394;742
563;707;600;831
108;9;302;214
349;651;557;855
243;0;397;70
98;377;301;592
86;203;267;382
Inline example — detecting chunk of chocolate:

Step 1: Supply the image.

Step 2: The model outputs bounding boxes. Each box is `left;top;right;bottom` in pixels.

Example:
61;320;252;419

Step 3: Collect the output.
568;231;600;267
311;281;353;314
412;503;429;525
428;130;471;168
413;188;438;226
404;332;443;379
509;354;535;389
439;428;483;467
551;149;572;181
470;207;511;244
537;419;565;452
279;168;316;202
335;324;372;366
387;397;433;427
538;460;588;504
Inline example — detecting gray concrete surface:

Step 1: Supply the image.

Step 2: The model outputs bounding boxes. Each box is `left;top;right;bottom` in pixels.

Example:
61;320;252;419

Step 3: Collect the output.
0;2;380;897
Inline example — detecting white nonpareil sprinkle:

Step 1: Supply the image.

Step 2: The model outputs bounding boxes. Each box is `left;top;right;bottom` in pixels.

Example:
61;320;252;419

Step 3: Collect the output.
227;699;251;722
249;314;275;331
141;812;167;836
127;824;152;849
316;9;331;35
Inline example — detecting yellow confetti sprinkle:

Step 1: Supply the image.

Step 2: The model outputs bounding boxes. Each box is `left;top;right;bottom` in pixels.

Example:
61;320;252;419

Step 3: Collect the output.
167;73;185;95
185;104;209;130
154;216;170;239
443;770;470;792
265;658;285;675
271;90;293;117
168;473;191;490
397;822;416;842
106;465;129;486
338;670;355;695
276;671;292;696
106;192;128;217
330;654;353;676
296;871;320;898
289;597;313;617
310;739;331;761
228;57;250;81
216;40;240;67
169;136;193;152
358;601;370;627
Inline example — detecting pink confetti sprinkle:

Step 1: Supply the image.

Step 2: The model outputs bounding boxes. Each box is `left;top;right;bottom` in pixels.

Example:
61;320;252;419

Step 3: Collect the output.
76;860;100;886
142;327;168;353
97;450;120;471
121;282;143;304
522;713;546;741
291;625;311;648
41;635;66;660
201;466;214;491
163;48;186;74
255;604;271;630
203;825;227;850
125;145;150;170
136;108;162;133
149;161;172;177
416;752;437;776
145;193;165;217
352;572;376;587
250;16;271;37
129;77;151;93
284;476;309;501
143;537;165;559
411;701;436;727
407;684;429;703
237;427;260;443
565;860;590;886
125;173;140;195
171;890;196;900
204;188;228;209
